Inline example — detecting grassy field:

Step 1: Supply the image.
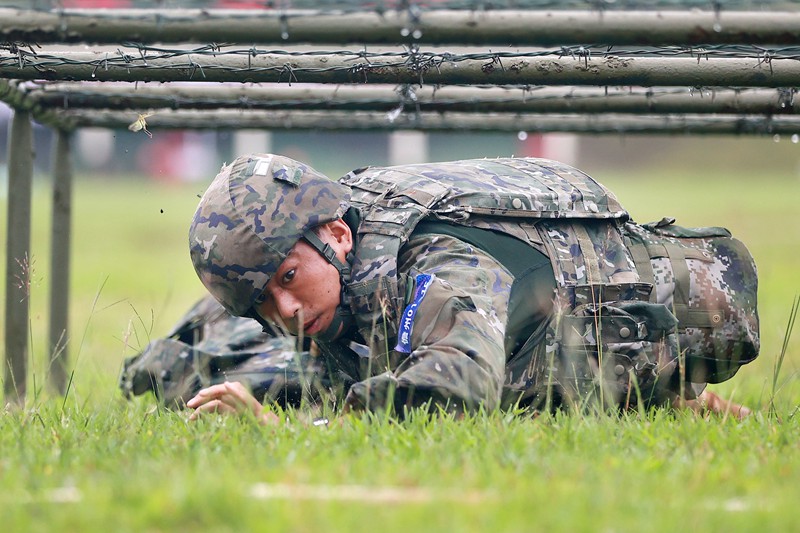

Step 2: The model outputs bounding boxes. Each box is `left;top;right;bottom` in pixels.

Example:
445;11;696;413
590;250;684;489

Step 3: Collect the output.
0;161;798;532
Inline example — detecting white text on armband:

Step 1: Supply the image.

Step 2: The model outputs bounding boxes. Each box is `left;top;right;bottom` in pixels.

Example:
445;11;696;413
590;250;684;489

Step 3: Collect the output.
393;273;434;353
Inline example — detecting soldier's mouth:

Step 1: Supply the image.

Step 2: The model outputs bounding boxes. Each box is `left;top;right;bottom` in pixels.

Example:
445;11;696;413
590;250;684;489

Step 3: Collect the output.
303;317;321;335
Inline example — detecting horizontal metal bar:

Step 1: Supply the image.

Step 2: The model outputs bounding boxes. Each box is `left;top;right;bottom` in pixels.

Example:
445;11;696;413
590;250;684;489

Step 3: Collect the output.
59;108;800;135
0;79;79;130
2;51;798;87
22;83;799;114
2;9;800;46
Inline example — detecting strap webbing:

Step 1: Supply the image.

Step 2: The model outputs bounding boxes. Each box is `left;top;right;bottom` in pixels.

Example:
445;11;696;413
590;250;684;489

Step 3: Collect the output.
625;235;657;303
663;243;691;325
302;229;351;281
572;223;602;285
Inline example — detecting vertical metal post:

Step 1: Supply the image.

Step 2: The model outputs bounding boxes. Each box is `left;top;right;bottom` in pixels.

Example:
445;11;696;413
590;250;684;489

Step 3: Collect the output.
49;129;72;395
4;110;33;406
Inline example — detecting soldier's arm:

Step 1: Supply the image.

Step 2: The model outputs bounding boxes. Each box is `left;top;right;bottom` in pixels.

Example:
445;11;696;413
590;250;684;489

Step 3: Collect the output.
344;234;512;415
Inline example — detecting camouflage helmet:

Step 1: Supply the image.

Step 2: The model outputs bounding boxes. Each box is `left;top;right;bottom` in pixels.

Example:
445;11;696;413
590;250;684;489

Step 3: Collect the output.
189;154;352;317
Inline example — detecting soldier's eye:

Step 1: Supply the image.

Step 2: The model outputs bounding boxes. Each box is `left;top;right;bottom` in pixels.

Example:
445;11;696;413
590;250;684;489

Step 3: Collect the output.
282;269;296;283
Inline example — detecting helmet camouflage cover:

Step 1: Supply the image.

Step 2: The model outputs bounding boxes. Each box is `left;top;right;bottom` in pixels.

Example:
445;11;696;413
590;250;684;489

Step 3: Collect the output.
189;154;351;316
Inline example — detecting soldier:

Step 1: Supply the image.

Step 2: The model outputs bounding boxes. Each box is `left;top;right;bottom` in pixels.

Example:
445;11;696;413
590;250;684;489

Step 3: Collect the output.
186;154;758;424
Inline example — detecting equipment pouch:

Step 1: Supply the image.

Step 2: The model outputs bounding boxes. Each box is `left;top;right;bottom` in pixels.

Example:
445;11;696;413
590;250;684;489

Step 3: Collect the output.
557;294;682;409
624;219;760;383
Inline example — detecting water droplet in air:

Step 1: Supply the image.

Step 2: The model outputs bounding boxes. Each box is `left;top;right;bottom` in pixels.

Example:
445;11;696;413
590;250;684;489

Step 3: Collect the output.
412;29;422;39
773;134;781;143
713;23;722;32
517;131;528;141
400;28;410;37
386;106;403;123
91;73;96;78
792;134;799;144
781;103;787;108
281;31;289;40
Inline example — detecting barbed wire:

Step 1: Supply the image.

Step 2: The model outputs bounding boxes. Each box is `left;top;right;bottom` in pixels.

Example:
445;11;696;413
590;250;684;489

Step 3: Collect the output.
4;43;800;74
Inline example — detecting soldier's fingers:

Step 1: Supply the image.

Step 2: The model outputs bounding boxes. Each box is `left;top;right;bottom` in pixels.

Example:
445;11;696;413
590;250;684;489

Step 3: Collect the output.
218;383;281;425
188;399;237;421
186;384;230;408
222;380;250;397
186;381;251;409
222;381;262;411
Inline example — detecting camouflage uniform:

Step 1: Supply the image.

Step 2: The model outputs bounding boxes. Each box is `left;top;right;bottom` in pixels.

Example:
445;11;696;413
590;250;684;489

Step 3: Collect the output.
189;155;760;415
119;294;326;407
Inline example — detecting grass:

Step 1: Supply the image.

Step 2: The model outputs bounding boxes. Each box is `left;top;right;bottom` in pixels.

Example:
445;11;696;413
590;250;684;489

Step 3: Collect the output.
0;163;799;532
2;405;799;532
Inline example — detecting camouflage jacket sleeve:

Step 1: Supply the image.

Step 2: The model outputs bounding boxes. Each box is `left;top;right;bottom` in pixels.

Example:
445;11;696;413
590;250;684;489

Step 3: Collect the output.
344;234;513;414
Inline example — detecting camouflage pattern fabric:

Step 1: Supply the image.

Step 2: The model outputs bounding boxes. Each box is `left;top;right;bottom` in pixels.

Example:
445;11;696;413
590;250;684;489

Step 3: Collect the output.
339;158;630;385
119;295;326;407
343;234;512;413
624;218;759;383
336;157;758;413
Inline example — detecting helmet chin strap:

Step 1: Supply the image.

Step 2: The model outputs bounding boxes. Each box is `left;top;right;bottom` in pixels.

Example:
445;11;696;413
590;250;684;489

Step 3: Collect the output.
301;228;354;341
301;229;351;280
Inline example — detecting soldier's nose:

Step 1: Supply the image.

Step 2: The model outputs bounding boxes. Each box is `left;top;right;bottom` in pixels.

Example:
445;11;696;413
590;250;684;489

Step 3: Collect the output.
273;291;300;322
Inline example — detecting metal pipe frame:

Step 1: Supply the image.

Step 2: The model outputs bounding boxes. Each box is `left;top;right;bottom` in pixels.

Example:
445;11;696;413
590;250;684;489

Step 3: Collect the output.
49;130;73;395
60;108;800;135
4;110;33;406
2;9;800;46
22;84;800;115
0;79;78;130
2;51;798;87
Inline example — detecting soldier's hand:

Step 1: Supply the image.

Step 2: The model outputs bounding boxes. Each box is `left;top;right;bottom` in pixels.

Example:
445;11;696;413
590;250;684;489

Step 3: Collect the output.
186;381;280;426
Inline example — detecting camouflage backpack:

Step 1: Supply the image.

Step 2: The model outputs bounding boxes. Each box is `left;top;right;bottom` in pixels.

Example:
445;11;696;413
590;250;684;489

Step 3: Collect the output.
119;295;321;407
338;158;759;408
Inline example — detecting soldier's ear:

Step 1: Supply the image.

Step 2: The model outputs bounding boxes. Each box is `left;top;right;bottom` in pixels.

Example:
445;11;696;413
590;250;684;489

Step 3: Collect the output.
323;218;353;255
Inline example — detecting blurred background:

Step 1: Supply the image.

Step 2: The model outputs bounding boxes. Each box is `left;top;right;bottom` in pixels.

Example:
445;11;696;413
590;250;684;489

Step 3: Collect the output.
5;100;800;183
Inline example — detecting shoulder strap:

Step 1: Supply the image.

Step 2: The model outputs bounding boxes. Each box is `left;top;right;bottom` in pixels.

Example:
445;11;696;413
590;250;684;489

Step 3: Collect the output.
347;203;428;376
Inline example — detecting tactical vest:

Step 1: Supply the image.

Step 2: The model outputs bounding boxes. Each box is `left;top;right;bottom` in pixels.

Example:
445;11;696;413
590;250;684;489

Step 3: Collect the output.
337;157;759;408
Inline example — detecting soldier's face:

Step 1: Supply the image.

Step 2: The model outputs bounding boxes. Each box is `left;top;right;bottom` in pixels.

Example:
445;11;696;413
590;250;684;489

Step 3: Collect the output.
254;219;353;338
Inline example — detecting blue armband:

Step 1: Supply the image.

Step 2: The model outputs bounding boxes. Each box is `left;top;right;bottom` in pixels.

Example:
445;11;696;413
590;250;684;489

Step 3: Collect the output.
394;273;434;354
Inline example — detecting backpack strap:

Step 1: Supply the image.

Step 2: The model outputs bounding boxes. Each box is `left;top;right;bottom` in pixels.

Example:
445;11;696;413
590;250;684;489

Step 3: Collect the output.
623;234;657;303
347;203;428;376
571;223;603;284
661;242;691;325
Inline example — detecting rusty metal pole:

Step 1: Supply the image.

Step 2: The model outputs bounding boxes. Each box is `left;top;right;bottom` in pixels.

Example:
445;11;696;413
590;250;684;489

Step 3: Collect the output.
2;9;800;46
4;110;33;406
4;52;800;87
25;84;800;115
49;128;72;395
62;109;800;135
